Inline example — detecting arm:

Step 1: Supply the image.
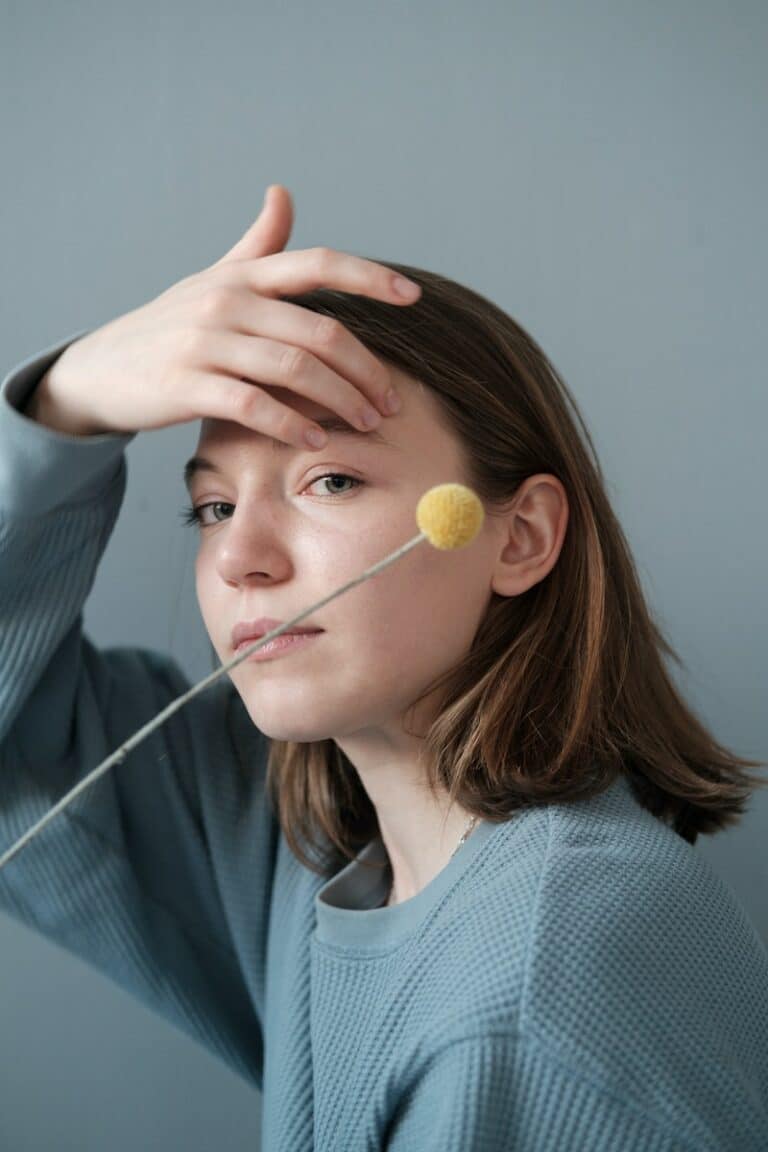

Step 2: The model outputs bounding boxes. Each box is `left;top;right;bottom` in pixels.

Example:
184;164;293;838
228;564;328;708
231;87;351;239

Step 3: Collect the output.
384;1031;705;1152
0;336;266;1088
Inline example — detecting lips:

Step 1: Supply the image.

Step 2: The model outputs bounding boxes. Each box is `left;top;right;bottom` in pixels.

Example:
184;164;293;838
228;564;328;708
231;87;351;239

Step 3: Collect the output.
231;617;324;650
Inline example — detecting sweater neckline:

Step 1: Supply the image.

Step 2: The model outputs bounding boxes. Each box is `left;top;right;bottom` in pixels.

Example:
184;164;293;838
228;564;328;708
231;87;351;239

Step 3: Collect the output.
313;816;501;950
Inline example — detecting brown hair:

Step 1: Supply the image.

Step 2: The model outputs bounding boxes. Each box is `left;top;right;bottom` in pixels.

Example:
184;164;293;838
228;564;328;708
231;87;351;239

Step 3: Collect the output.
214;258;767;876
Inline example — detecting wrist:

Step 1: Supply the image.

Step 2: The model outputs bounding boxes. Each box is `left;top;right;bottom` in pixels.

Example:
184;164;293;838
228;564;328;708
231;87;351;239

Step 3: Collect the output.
22;356;102;437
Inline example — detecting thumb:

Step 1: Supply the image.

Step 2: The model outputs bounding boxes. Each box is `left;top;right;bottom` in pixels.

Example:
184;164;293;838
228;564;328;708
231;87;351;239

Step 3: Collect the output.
215;184;294;266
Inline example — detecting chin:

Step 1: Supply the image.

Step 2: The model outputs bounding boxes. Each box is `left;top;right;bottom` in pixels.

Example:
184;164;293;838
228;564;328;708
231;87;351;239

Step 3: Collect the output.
260;722;334;744
235;697;337;744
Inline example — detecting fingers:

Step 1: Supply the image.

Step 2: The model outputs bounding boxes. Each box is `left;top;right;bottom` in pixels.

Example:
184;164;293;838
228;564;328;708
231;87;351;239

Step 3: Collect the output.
214;185;295;266
198;331;388;438
190;243;421;450
238;246;422;305
200;373;347;452
204;293;396;416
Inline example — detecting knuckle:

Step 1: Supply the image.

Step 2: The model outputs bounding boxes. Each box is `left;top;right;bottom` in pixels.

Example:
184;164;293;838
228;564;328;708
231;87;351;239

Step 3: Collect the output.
178;326;207;361
195;285;229;322
279;344;311;381
310;245;334;274
230;385;256;420
275;406;302;442
313;313;343;349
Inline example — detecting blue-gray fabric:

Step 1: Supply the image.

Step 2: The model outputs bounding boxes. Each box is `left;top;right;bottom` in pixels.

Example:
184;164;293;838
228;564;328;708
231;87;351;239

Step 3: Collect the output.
2;334;768;1151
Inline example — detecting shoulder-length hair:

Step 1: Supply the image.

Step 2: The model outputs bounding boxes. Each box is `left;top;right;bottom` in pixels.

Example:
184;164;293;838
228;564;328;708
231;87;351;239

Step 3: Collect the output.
212;259;766;876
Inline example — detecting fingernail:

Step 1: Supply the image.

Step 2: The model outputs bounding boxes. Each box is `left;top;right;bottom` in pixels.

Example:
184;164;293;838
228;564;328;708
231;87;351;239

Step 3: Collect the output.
392;276;421;299
383;389;401;414
360;404;381;428
305;427;328;448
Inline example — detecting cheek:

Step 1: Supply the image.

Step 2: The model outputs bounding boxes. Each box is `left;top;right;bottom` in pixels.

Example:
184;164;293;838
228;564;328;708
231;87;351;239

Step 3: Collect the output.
338;543;469;660
194;560;221;633
193;557;206;603
378;546;488;664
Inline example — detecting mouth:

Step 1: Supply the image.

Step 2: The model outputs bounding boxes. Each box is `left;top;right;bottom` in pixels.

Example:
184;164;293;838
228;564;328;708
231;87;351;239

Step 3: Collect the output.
234;631;324;663
231;618;324;649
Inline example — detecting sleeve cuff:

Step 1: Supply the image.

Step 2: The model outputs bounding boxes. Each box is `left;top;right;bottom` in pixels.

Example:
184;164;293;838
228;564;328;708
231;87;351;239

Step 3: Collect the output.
0;329;137;514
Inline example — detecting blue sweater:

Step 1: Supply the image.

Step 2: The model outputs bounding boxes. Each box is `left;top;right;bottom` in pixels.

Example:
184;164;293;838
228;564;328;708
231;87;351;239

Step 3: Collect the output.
2;333;768;1152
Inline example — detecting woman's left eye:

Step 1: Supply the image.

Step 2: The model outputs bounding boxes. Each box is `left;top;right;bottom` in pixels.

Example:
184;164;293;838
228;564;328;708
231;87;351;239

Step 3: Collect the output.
179;472;363;528
308;473;362;498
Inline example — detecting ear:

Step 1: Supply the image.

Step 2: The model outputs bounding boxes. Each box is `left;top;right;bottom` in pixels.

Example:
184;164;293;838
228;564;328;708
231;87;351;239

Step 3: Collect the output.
489;475;569;597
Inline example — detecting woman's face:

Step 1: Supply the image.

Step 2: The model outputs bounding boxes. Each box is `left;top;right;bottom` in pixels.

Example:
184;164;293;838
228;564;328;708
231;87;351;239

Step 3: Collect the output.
187;368;499;743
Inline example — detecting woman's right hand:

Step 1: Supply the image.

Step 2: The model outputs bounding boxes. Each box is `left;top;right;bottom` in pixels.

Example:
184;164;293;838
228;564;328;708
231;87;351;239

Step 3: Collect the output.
31;185;420;445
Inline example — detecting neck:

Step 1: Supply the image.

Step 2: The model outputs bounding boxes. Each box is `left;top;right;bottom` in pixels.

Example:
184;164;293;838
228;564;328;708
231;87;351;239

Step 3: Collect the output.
382;812;480;906
332;718;479;907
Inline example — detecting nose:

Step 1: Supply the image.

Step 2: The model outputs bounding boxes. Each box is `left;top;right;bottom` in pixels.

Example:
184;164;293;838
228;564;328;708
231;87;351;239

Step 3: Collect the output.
209;504;294;586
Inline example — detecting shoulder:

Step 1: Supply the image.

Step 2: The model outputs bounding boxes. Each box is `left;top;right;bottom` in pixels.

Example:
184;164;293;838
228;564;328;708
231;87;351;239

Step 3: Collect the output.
523;774;768;1052
422;776;768;1076
403;777;768;1144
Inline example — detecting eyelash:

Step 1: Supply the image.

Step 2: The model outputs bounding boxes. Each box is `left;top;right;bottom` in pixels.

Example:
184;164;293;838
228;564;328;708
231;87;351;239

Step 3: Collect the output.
179;472;363;528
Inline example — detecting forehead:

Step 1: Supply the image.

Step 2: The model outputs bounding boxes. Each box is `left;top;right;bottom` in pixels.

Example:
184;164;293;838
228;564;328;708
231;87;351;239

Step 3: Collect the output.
200;391;344;447
197;367;436;452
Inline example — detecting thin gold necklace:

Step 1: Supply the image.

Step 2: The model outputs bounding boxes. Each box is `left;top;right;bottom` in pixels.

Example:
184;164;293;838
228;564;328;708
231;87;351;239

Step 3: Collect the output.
383;813;480;908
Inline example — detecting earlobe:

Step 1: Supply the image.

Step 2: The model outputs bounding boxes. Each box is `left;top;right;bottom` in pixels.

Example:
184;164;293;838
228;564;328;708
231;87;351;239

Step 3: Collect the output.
489;475;569;598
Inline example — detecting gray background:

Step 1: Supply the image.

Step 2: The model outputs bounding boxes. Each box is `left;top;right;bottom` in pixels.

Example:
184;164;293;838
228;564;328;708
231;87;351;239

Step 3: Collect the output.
1;1;766;1149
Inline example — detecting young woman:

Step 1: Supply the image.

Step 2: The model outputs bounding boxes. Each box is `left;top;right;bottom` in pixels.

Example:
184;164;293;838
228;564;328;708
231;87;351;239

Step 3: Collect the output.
1;185;766;1150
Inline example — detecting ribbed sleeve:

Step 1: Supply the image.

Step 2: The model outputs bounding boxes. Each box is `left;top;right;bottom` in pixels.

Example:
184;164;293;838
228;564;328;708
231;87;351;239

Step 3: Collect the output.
0;335;265;1088
385;1030;687;1151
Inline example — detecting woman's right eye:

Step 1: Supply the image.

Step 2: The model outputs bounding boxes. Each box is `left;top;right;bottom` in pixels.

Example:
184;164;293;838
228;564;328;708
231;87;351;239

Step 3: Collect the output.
179;502;232;528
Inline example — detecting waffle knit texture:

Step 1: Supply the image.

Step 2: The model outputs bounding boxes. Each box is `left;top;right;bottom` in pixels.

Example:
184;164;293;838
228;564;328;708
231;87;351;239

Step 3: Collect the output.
2;333;768;1151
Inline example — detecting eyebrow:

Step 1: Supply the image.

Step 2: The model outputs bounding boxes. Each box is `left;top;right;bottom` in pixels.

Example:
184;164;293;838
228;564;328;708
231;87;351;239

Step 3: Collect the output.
183;416;395;492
